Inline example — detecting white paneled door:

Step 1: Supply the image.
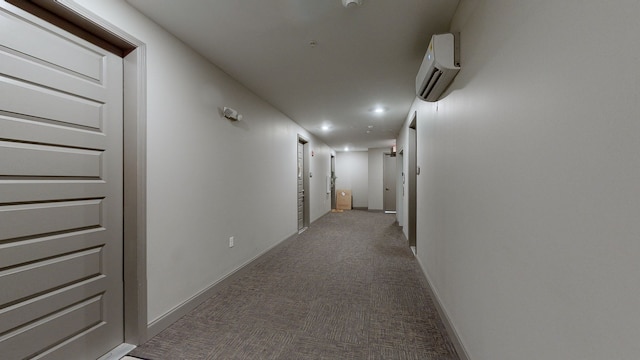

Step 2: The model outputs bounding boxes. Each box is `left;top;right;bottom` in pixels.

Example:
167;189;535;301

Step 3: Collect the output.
0;7;124;360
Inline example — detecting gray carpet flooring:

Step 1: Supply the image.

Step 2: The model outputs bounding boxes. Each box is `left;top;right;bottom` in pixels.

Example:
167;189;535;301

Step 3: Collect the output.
130;210;459;360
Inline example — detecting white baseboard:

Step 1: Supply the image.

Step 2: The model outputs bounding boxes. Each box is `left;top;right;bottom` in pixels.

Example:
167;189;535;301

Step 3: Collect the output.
98;343;136;360
416;257;471;360
145;209;338;339
146;231;299;339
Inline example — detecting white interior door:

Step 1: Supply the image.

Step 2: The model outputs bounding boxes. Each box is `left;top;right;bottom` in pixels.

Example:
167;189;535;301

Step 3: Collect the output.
0;7;124;359
383;153;397;213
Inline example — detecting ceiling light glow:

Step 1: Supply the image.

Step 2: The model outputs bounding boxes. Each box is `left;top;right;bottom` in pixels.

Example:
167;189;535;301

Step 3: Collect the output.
342;0;363;8
321;125;329;131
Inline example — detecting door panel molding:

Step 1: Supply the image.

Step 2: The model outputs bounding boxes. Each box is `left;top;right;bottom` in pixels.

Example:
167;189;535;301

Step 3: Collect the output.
0;0;149;348
0;4;124;357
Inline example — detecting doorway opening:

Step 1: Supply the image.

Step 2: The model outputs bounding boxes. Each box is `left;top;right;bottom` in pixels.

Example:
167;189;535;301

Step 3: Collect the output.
297;136;310;233
408;113;417;255
397;149;405;226
331;154;336;210
383;152;397;214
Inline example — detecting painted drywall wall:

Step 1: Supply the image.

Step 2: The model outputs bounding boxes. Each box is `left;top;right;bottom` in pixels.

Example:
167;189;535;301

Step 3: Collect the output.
73;0;333;325
335;151;368;208
400;1;640;359
367;148;385;211
336;148;397;211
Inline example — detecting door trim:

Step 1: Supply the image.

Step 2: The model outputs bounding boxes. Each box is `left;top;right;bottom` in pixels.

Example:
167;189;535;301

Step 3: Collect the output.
6;0;136;56
0;0;150;345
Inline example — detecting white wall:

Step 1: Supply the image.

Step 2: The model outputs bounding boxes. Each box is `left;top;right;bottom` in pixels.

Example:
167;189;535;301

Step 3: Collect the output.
400;1;640;359
335;151;368;208
335;148;391;211
73;0;333;325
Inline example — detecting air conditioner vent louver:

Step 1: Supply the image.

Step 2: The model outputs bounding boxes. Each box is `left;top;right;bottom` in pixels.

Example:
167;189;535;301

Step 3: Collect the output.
416;33;460;102
419;68;443;100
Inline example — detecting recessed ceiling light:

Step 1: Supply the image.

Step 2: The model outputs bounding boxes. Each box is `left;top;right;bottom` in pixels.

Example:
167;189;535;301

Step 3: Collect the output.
344;146;349;151
321;125;329;131
342;0;363;8
368;125;374;129
370;105;388;114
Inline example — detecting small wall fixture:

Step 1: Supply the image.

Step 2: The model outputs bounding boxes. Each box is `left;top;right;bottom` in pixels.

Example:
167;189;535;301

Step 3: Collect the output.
223;107;242;121
342;0;363;8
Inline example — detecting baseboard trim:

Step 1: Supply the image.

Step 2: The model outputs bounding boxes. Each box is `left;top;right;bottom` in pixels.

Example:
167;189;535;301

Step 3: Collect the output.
416;257;471;360
98;343;136;360
146;231;299;339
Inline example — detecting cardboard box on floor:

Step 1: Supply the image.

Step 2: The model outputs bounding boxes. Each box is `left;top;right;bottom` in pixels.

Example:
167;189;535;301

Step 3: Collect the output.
336;189;352;210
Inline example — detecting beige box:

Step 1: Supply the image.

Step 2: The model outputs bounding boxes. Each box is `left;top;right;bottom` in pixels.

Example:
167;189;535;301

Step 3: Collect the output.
336;189;352;210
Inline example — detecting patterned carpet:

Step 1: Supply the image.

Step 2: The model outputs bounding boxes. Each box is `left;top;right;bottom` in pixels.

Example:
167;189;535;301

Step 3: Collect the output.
130;210;459;360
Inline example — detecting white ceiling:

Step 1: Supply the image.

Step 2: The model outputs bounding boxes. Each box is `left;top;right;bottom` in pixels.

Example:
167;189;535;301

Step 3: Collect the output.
126;0;459;151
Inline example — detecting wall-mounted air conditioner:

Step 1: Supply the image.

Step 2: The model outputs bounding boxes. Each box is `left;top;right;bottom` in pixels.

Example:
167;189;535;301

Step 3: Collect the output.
416;33;460;102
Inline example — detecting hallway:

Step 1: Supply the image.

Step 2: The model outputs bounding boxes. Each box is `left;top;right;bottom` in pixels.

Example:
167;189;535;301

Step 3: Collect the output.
129;210;458;359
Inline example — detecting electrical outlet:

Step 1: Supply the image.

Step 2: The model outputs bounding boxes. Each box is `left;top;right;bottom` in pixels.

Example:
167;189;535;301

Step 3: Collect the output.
229;236;234;248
